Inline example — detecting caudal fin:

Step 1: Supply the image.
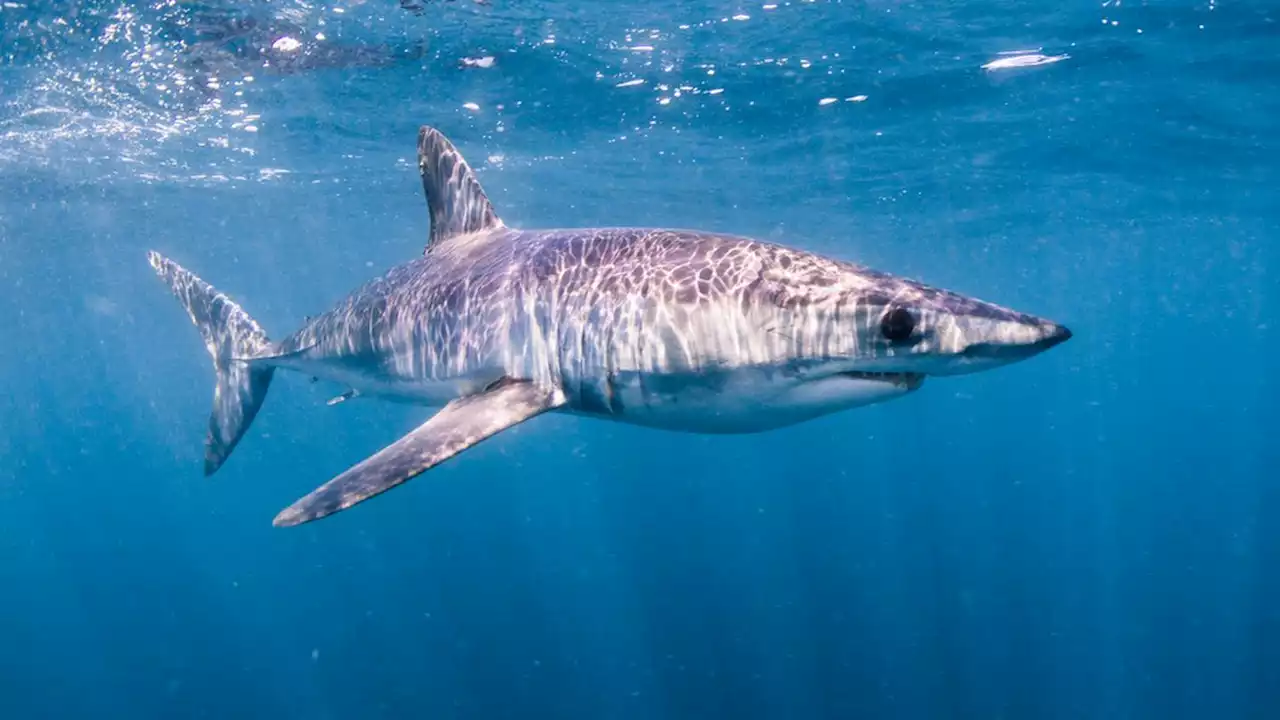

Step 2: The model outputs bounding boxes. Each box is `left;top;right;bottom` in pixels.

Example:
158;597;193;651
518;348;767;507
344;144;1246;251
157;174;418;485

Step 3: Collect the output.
147;251;275;475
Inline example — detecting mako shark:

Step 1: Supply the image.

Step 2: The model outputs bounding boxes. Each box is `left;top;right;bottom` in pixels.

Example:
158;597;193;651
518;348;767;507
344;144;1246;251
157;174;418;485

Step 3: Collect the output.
148;125;1072;528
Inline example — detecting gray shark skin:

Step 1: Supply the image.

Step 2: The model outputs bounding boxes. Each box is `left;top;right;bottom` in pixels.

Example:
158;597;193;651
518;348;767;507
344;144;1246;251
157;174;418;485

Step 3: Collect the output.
147;125;1072;528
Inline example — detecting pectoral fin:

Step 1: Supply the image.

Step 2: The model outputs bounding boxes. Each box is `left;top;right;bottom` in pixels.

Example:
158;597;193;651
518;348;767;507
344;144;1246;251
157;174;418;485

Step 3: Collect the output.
273;380;564;527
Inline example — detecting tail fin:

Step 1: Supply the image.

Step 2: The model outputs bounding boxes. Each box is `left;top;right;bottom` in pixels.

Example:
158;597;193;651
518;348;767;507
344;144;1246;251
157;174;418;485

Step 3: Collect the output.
146;251;275;475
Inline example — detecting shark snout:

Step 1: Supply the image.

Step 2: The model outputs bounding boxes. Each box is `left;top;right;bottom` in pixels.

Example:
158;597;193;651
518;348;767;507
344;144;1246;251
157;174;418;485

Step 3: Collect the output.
915;316;1071;377
958;319;1072;364
1036;322;1073;350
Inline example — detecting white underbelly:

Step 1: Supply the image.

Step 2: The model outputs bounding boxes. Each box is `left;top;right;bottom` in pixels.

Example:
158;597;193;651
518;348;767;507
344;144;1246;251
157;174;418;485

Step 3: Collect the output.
597;368;920;434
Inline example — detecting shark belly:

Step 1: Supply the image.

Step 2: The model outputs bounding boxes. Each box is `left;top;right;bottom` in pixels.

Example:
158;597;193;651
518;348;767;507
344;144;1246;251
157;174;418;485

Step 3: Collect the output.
566;366;920;433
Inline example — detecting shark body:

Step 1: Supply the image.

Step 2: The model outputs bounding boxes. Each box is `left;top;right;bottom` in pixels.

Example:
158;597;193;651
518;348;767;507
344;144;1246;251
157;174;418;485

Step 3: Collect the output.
148;126;1072;527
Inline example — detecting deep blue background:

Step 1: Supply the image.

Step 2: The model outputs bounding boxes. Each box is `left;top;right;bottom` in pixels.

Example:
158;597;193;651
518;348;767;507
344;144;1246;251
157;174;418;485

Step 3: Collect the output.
1;1;1276;718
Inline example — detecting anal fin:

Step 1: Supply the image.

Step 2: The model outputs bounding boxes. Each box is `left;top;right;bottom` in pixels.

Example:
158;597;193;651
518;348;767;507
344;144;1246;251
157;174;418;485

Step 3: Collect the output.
326;389;358;406
272;380;564;527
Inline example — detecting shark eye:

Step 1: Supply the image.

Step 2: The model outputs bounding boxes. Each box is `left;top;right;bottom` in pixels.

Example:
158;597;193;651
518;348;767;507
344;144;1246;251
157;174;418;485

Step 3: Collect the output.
880;307;916;342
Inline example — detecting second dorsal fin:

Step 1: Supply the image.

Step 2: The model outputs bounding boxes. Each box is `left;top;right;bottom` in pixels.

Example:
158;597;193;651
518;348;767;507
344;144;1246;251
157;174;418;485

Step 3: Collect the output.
417;125;504;251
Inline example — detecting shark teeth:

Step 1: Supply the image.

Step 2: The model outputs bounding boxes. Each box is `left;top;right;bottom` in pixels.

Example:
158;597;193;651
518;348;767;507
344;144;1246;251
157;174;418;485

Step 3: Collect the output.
839;371;925;389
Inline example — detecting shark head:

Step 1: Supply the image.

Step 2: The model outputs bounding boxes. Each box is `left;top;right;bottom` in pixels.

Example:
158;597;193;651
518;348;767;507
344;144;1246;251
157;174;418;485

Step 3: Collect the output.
730;252;1073;425
810;267;1071;396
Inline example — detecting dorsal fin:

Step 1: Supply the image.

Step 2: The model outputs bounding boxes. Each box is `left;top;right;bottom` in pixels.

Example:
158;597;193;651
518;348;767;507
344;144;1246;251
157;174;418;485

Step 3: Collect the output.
417;126;504;251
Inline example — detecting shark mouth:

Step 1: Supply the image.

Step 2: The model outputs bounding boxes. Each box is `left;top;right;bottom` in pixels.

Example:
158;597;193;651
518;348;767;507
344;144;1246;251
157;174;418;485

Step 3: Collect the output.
839;371;925;390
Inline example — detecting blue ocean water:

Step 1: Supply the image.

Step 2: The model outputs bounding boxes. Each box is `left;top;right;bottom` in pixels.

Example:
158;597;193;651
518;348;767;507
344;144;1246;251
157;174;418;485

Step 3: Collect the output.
1;0;1276;717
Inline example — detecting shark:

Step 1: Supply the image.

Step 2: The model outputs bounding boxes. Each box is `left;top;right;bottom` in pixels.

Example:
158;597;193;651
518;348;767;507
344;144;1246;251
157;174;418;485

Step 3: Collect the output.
147;125;1072;528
